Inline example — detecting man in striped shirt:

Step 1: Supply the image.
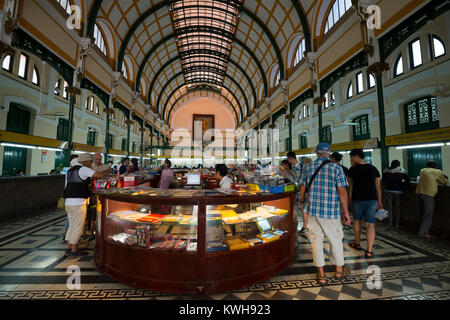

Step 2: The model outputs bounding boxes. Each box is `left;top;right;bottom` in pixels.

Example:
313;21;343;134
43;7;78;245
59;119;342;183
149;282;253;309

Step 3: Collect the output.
299;143;351;284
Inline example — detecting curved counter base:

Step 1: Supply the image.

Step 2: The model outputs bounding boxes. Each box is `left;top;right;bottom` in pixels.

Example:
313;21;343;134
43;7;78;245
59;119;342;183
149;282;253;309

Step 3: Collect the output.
95;190;296;295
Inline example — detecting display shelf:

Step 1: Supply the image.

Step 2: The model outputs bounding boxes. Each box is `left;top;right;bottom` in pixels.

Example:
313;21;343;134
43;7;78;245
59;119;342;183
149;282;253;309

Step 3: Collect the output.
95;187;296;294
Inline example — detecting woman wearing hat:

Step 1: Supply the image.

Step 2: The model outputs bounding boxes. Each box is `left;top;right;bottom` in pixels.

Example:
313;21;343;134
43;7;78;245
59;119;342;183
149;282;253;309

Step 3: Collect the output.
63;153;111;258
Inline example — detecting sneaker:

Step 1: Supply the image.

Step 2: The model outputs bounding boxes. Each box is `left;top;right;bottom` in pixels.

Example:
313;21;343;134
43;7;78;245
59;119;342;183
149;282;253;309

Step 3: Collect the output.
299;227;308;235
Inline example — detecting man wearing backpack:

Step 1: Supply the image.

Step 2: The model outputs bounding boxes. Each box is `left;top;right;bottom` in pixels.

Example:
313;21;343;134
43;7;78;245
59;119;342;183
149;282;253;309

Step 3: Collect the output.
299;143;351;285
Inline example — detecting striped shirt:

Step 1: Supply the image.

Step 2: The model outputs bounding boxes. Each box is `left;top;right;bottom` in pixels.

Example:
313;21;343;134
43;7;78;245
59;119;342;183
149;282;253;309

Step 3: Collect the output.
299;157;348;219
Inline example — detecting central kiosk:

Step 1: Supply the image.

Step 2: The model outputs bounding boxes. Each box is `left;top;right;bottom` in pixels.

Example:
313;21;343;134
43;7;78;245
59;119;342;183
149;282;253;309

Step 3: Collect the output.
94;187;296;294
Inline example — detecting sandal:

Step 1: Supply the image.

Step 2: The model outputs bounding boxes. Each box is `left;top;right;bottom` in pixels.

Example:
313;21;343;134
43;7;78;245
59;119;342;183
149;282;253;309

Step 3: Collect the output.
349;241;362;250
365;250;375;258
316;273;327;285
335;265;351;279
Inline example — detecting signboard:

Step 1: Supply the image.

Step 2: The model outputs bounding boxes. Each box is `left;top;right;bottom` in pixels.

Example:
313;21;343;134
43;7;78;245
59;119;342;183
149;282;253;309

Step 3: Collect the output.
385;127;450;146
0;130;62;148
331;138;379;151
72;143;104;153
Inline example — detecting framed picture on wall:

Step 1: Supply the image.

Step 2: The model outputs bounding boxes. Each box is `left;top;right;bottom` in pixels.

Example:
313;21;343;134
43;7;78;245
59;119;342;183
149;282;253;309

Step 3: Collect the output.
193;114;215;142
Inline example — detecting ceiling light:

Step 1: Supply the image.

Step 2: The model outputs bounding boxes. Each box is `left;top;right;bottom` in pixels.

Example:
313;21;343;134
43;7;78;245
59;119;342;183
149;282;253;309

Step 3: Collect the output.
396;143;444;150
38;147;63;152
1;143;37;149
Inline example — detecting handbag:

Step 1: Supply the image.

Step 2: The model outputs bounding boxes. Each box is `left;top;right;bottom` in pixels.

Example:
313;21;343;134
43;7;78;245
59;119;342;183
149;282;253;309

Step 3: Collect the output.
305;160;331;195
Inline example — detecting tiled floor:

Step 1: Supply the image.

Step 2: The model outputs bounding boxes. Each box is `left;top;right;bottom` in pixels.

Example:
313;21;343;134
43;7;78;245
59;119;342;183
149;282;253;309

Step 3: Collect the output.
0;210;450;300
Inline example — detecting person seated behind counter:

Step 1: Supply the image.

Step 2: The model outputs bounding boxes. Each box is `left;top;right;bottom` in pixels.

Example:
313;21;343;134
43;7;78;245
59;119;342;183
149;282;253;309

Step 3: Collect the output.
119;158;130;175
215;164;233;189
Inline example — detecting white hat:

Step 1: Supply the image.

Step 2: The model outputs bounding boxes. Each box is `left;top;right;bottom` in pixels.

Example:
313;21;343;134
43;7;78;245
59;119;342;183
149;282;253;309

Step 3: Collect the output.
78;153;93;162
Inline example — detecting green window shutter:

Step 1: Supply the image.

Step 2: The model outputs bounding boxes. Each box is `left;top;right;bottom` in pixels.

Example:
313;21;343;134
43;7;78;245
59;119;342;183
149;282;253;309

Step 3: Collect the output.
106;134;113;149
404;96;439;133
87;131;96;146
353;115;370;141
57;118;69;141
6;104;30;134
301;135;307;149
322;126;332;144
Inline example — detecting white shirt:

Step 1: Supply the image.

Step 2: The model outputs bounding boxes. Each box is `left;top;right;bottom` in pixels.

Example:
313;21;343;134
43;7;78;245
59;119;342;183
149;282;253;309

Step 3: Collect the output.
219;175;233;190
65;164;96;206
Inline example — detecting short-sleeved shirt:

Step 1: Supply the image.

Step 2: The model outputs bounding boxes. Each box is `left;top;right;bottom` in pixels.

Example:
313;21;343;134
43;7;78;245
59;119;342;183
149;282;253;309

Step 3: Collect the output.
299;157;349;219
292;161;303;184
348;164;380;201
119;165;127;175
65;165;96;206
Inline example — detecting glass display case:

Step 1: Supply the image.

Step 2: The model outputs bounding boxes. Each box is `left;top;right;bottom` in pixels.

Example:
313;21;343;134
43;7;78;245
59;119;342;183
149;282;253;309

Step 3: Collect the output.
95;187;296;295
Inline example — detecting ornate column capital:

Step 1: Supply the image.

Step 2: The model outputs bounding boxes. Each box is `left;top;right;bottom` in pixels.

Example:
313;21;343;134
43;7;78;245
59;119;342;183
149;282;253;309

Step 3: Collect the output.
66;86;81;97
368;61;390;77
313;97;327;106
0;41;14;59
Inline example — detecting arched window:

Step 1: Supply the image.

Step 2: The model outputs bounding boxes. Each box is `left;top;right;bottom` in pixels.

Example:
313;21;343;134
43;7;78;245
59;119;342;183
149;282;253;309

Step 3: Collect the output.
347;82;353;99
324;0;352;35
32;66;40;85
430;35;446;59
394;55;404;77
62;81;69;99
368;73;376;89
94;24;107;56
298;108;303;121
258;84;264;101
122;61;128;80
294;38;306;67
274;70;280;87
18;53;29;79
356;72;363;94
303;104;310;118
140;79;147;98
409;38;423;69
330;91;336;107
56;0;72;15
54;79;61;95
2;54;12;72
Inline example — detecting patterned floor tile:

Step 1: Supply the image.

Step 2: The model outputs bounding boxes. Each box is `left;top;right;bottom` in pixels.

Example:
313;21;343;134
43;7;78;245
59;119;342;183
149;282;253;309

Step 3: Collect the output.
1;210;450;300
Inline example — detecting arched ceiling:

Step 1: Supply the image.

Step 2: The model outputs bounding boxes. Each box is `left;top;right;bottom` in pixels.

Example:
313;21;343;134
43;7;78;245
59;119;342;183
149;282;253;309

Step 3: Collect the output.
87;0;312;127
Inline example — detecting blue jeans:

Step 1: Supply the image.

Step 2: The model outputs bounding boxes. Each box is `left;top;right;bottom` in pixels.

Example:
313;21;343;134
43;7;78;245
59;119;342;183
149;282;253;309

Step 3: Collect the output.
353;200;378;224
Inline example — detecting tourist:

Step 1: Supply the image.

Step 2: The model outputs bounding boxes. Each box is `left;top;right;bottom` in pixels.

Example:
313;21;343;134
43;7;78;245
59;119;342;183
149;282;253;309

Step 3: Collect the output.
348;149;383;259
63;154;80;240
288;151;309;234
158;159;174;189
299;143;351;284
215;164;233;189
330;152;349;177
278;159;295;183
16;170;25;176
63;153;110;258
70;154;79;167
91;153;111;172
382;160;410;228
303;157;313;166
128;158;139;173
49;169;56;175
416;161;448;239
119;158;130;175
